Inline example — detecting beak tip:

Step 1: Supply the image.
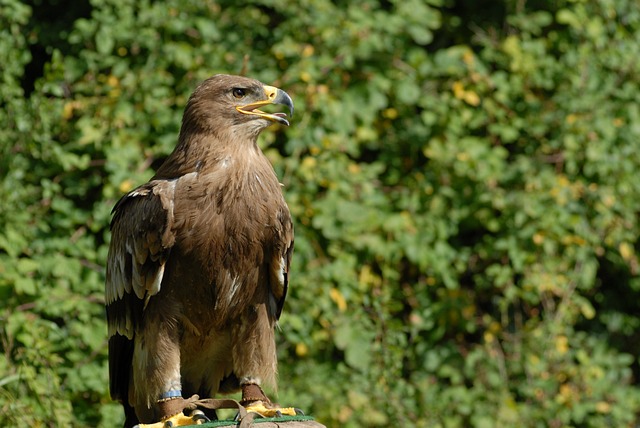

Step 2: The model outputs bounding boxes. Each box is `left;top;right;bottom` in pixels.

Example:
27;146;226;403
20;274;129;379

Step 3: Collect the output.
274;88;294;120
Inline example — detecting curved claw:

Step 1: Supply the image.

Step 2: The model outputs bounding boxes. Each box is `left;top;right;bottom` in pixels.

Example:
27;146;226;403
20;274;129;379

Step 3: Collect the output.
294;408;305;416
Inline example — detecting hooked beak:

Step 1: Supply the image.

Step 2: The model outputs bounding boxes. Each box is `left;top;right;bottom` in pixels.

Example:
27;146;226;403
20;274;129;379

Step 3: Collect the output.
236;85;294;126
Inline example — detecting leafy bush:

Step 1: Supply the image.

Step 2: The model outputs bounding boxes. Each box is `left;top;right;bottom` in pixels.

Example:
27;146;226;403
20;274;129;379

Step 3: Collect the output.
1;0;639;426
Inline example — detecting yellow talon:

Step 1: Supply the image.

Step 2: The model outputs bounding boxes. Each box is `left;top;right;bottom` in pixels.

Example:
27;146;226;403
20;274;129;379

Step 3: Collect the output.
134;411;209;427
244;401;297;417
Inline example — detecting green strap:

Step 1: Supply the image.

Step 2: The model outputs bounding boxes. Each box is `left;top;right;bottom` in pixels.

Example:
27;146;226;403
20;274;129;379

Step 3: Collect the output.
200;415;316;427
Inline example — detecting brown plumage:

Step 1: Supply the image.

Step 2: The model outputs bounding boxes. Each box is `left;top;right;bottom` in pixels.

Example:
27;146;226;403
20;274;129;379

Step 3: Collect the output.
105;74;294;426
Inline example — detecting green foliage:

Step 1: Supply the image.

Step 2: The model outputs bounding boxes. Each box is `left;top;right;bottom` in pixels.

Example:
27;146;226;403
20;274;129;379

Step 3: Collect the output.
2;0;640;426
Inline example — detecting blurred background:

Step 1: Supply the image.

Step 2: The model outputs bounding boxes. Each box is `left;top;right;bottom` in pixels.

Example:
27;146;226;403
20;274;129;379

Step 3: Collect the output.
1;0;640;426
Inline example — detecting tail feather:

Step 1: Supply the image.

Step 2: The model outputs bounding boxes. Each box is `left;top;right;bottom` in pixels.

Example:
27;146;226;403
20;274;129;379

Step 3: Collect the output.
109;334;139;427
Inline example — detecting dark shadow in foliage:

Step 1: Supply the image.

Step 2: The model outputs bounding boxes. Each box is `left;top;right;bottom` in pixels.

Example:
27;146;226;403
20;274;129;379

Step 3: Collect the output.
21;0;92;96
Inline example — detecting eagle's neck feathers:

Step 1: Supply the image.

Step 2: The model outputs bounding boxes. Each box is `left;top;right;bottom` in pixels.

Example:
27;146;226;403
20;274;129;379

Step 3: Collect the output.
154;128;268;182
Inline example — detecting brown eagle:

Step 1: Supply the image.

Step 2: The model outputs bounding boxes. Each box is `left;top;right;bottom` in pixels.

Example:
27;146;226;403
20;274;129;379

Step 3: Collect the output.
105;74;295;427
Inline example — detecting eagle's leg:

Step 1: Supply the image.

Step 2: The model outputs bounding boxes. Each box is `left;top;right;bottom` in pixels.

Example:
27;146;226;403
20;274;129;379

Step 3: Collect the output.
132;316;210;427
233;304;301;418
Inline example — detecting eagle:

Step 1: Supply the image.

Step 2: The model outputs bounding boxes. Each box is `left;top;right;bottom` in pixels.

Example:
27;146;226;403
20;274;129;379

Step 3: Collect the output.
105;74;296;427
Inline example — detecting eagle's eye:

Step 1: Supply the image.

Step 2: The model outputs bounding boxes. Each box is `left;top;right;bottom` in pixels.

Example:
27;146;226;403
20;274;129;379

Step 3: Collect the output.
232;88;246;99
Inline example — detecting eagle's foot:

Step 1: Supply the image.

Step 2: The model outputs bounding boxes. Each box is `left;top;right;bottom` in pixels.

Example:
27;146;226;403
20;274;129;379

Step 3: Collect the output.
239;383;304;418
243;401;302;418
134;410;211;428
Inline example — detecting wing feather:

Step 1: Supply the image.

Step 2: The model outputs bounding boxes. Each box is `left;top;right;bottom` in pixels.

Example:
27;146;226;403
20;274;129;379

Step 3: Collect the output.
269;206;294;320
105;180;177;339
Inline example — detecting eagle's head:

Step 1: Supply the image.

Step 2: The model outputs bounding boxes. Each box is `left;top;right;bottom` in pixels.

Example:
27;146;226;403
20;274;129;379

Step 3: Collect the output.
180;74;294;139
